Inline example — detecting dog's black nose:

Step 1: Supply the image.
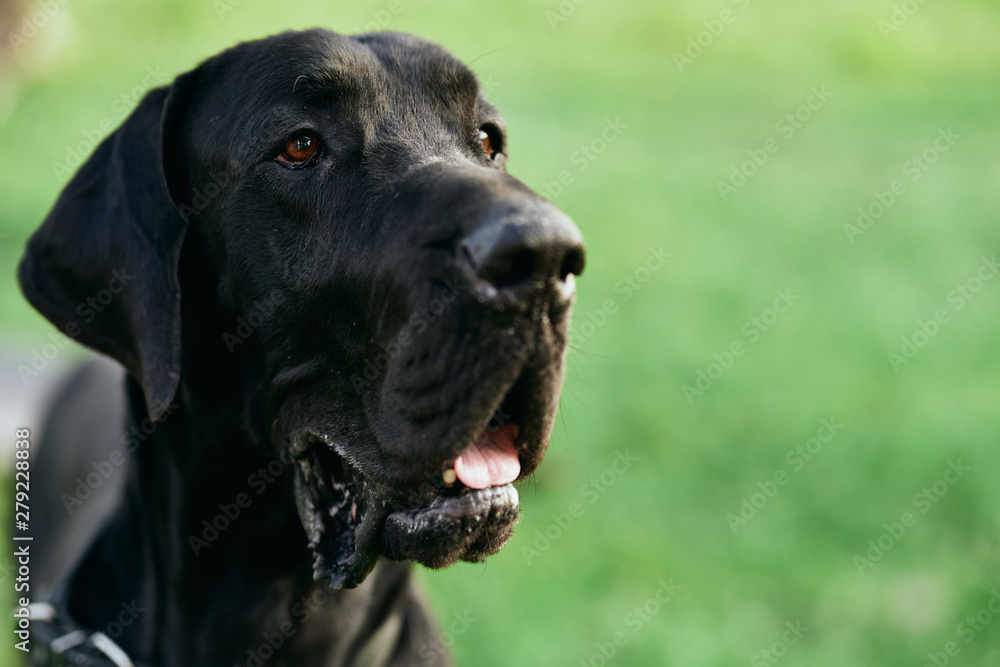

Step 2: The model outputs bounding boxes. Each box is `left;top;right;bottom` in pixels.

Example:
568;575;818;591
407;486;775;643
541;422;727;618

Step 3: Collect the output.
461;208;585;298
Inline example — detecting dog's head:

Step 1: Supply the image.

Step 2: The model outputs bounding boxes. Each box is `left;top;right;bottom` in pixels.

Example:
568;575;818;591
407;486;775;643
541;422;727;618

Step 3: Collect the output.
19;29;584;588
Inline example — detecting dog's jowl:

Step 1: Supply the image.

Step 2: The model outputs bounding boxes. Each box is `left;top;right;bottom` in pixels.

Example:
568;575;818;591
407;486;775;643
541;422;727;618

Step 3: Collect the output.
19;29;584;667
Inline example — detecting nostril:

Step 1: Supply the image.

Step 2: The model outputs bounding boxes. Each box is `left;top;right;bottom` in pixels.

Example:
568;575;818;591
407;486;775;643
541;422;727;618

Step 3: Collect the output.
493;249;537;288
463;225;541;289
559;247;585;282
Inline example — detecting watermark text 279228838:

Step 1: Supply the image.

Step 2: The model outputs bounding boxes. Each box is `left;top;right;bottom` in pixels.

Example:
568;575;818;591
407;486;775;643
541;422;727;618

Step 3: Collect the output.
13;428;34;653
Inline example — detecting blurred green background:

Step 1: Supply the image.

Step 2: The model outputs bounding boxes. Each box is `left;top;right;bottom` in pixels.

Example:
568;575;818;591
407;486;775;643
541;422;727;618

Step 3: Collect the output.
2;0;1000;665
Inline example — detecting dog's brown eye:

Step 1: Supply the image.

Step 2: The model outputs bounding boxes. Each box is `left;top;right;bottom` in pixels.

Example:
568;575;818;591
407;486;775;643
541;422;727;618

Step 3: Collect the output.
479;128;498;160
277;132;319;166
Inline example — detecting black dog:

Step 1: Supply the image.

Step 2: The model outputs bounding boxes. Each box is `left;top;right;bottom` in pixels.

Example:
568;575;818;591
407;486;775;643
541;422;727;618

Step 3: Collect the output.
19;29;584;666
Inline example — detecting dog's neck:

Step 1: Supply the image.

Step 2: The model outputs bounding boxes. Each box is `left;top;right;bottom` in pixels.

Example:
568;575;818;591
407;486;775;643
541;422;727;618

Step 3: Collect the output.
57;239;428;666
62;371;413;667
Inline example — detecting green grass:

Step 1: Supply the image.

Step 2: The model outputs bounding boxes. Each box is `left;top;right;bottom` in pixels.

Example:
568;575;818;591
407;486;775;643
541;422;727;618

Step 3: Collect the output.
3;0;1000;665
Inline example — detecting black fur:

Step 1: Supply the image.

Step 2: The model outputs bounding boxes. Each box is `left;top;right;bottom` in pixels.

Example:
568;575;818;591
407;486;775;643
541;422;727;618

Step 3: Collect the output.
19;29;584;666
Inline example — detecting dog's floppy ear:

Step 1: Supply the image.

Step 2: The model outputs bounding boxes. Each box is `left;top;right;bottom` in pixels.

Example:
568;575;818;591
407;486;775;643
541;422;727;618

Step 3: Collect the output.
18;71;197;420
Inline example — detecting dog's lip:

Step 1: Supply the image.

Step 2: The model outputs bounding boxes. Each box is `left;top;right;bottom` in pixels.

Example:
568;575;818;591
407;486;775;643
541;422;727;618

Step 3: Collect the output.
380;483;521;567
384;484;519;529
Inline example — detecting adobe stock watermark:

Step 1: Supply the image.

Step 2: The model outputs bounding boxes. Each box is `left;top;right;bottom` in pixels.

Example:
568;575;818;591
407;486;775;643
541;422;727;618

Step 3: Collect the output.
15;598;147;654
61;402;180;514
521;449;638;566
672;0;752;73
717;85;834;201
17;268;136;385
577;579;682;667
234;586;332;667
878;0;932;40
725;417;843;534
349;0;417;34
349;279;469;393
5;0;70;54
853;459;970;575
188;453;293;556
887;255;998;372
406;610;477;667
750;620;809;667
545;0;589;31
537;117;628;202
98;599;146;641
478;73;502;97
214;0;244;20
51;66;170;181
682;288;800;405
569;246;670;349
922;589;1000;667
222;290;287;353
177;170;234;222
843;126;959;244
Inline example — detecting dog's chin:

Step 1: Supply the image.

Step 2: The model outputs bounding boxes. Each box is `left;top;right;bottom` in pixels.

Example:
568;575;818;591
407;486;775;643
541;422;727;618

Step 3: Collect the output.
287;435;524;589
381;482;521;567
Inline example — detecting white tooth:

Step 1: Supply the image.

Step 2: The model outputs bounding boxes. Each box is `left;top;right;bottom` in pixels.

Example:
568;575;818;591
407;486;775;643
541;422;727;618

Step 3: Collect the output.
442;469;457;485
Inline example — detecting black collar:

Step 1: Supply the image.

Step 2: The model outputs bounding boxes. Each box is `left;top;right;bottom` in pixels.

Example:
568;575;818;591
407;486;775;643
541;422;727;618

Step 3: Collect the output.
28;603;152;667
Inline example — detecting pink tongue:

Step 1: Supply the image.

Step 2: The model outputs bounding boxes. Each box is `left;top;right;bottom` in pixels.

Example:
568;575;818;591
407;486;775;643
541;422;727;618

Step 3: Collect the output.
454;424;521;489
